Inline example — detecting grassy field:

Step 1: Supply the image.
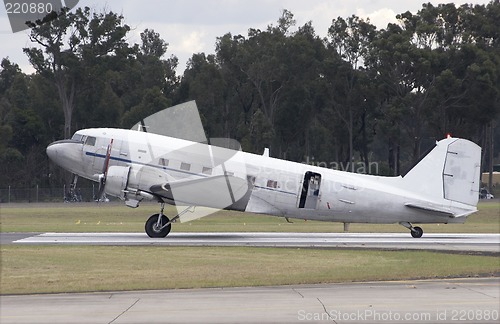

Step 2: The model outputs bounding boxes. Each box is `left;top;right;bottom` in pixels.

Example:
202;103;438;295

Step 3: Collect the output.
0;200;499;234
1;245;499;294
0;201;498;295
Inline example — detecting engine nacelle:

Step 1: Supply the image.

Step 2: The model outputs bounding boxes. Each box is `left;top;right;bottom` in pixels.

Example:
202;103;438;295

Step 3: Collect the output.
104;165;161;206
105;166;130;199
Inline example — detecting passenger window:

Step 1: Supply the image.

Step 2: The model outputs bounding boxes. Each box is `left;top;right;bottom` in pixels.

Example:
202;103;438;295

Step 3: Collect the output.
202;167;212;175
267;180;278;188
85;136;96;146
159;158;169;167
180;162;191;171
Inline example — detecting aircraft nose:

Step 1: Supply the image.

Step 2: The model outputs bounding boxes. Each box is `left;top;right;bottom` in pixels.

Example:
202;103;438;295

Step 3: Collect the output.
46;139;83;174
46;142;59;162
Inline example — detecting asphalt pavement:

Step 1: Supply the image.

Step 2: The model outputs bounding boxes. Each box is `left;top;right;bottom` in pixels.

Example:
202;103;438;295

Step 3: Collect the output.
4;232;500;253
1;278;499;323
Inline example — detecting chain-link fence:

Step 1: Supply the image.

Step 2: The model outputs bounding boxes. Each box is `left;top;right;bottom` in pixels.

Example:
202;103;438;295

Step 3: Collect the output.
0;186;117;203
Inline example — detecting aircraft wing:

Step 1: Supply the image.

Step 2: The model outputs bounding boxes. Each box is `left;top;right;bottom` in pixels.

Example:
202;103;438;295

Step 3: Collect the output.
150;175;250;209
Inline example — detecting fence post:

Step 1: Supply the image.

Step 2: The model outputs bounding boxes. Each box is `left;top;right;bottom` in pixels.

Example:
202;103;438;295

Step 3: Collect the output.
36;185;39;203
8;185;10;203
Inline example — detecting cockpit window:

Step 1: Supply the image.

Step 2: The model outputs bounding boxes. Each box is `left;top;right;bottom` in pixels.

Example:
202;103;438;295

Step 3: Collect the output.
85;136;96;146
71;133;96;146
72;133;83;142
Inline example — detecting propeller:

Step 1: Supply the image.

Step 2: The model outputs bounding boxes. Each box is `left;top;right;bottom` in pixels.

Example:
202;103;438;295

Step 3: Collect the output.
97;139;113;201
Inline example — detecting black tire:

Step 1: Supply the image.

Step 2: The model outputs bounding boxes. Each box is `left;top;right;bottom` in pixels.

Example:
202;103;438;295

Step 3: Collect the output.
145;214;171;238
411;226;423;238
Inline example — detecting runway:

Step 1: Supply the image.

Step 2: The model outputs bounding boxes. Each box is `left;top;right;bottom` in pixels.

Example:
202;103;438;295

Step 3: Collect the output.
7;232;500;252
1;278;499;323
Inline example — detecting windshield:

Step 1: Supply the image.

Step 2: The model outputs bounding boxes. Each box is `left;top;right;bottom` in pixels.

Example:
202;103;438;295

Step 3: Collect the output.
71;133;84;142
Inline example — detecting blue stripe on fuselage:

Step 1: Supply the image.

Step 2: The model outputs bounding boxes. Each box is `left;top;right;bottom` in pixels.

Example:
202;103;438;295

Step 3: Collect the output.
85;151;297;196
85;151;206;178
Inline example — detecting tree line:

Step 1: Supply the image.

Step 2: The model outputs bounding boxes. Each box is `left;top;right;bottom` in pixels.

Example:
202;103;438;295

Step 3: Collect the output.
0;2;499;189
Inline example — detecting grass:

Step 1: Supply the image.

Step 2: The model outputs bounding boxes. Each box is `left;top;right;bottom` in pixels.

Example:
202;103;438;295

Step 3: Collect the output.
1;245;498;295
0;201;499;234
0;201;498;295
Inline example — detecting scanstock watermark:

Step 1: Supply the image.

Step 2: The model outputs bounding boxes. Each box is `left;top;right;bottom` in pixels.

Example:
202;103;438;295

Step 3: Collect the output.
3;0;79;33
297;308;499;322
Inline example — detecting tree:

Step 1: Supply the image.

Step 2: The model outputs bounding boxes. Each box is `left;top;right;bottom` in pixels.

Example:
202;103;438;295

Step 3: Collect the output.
326;15;376;171
0;58;21;94
179;53;227;138
215;33;256;140
121;87;171;128
94;82;124;127
23;7;131;138
217;10;296;148
275;22;327;160
139;29;179;96
0;59;23;186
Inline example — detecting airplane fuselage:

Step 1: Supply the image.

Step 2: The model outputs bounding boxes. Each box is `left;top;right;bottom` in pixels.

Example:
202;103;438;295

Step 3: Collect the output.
47;128;479;230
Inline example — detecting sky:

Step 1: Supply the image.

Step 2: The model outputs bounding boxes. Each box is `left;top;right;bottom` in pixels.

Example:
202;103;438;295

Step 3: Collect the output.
0;0;492;75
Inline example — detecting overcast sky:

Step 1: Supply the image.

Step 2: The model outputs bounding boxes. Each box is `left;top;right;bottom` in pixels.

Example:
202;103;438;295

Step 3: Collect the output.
0;0;492;75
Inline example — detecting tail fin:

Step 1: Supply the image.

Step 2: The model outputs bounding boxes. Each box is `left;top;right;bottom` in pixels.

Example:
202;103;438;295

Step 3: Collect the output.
402;137;481;206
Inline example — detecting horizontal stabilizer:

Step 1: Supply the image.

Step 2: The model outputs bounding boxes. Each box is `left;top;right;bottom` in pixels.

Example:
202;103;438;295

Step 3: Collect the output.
404;203;454;216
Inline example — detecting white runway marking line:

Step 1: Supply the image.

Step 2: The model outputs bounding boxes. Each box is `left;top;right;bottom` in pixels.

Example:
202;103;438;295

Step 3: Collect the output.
13;232;500;252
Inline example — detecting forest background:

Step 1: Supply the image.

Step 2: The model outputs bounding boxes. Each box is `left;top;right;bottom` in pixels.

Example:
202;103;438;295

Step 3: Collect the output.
0;1;498;195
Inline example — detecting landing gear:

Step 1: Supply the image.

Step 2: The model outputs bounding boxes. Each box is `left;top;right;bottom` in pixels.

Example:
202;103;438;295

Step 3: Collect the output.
145;213;171;238
410;226;423;238
144;203;195;238
399;222;424;238
145;203;171;238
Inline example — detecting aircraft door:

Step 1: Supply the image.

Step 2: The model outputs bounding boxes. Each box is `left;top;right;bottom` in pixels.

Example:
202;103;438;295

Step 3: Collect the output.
90;137;123;174
298;171;321;209
78;135;98;174
90;138;107;174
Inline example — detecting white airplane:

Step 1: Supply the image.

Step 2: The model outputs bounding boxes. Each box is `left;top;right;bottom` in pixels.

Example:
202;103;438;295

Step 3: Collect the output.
46;105;481;239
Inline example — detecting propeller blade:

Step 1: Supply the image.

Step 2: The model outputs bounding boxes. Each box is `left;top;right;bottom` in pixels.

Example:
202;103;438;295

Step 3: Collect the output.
103;139;114;175
97;139;113;201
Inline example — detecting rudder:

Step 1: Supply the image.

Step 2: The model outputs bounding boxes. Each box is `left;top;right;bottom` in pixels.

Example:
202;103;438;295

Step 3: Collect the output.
401;137;481;206
442;139;481;206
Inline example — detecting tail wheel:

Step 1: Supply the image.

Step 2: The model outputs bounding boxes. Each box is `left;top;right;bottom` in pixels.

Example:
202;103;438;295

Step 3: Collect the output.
145;213;171;238
411;226;423;238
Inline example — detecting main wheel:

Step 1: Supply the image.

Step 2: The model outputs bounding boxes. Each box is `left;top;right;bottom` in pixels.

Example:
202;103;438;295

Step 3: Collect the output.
411;226;423;238
145;214;171;238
